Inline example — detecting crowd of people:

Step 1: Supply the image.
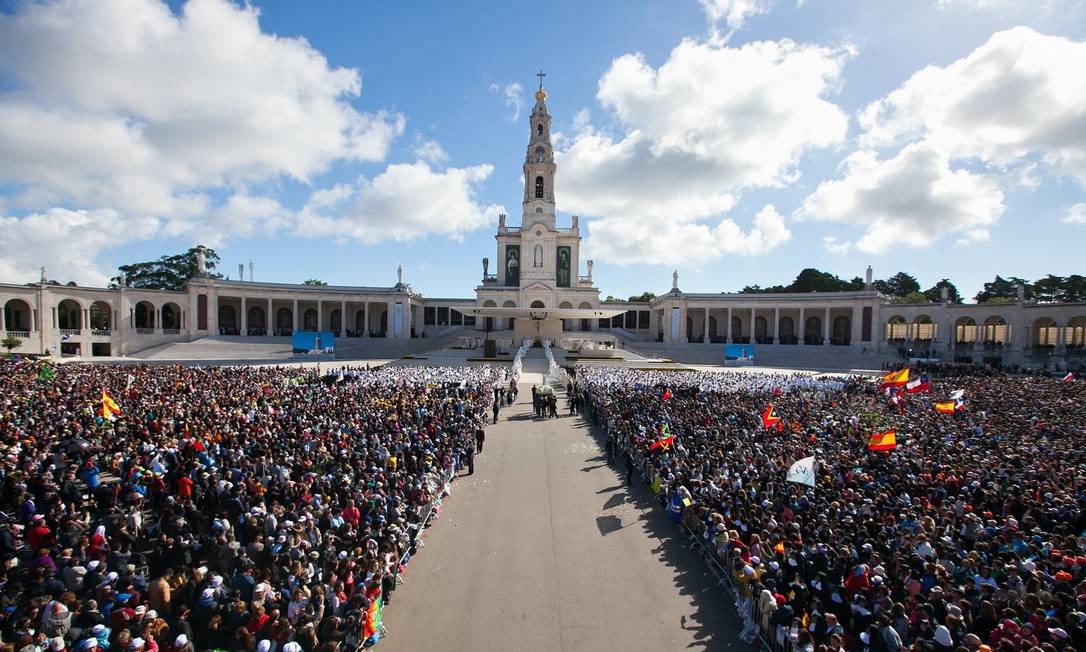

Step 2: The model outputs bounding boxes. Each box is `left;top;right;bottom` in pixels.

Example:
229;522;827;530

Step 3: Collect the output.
0;359;501;652
576;366;1086;652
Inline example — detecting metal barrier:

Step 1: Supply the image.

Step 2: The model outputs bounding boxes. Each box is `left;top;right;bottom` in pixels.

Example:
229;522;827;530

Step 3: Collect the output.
615;425;795;652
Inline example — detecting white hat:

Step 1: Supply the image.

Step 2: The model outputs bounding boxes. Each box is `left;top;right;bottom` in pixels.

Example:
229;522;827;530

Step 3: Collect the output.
201;588;215;599
283;643;302;652
174;635;188;647
49;638;65;651
257;641;272;652
91;624;106;634
128;638;145;649
86;560;100;571
934;625;953;647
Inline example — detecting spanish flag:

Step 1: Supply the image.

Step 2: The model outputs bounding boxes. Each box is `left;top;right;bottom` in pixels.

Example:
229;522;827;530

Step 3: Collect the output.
867;430;897;451
762;404;783;431
934;401;957;414
101;389;121;421
880;368;909;388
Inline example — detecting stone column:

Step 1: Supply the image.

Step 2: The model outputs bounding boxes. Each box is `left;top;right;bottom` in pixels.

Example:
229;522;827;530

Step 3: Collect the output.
824;307;831;345
387;301;393;338
703;307;710;344
750;307;756;343
208;290;218;336
725;307;732;343
799;307;806;345
340;300;347;336
851;305;861;348
363;302;369;337
155;307;161;332
317;299;323;331
292;299;299;333
773;307;780;344
83;308;90;332
240;297;247;336
0;306;5;332
267;298;273;336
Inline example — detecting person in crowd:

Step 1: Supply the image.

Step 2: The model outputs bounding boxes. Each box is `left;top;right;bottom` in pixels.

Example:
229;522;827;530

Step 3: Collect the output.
0;360;499;650
578;364;1086;652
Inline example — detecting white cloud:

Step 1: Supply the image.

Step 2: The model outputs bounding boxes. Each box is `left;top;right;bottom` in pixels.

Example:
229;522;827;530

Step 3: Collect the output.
0;208;161;286
489;82;526;122
558;36;850;265
0;0;404;219
1065;203;1086;224
821;236;852;255
798;142;1005;253
858;27;1086;184
297;162;504;244
584;204;791;265
699;0;772;35
413;137;449;165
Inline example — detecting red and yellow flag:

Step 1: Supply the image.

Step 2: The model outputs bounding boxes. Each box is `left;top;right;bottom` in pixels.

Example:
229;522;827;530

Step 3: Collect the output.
867;430;897;451
880;368;909;388
762;404;782;431
934;401;957;414
649;423;673;451
101;389;121;420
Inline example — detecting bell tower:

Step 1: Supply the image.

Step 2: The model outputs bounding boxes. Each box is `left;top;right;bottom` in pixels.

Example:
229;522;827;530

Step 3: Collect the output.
523;71;556;229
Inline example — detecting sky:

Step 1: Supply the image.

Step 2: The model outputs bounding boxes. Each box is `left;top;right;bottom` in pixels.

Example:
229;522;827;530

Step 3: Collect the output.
0;0;1084;302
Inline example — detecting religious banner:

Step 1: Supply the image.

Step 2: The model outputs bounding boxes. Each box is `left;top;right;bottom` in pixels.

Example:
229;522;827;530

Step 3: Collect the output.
671;307;680;340
556;246;571;287
393;302;403;336
505;245;520;286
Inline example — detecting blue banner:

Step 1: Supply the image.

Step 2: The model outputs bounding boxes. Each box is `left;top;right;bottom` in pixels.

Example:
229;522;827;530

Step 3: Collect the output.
724;344;755;361
292;331;336;353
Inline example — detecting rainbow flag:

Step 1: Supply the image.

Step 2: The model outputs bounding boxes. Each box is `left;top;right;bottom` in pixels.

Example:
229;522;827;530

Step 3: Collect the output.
867;430;897;451
362;596;383;641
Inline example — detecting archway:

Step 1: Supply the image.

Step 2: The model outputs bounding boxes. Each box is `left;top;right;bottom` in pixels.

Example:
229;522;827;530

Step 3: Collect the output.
731;315;743;342
981;316;1009;344
805;316;823;345
135;301;156;329
1066;316;1086;348
754;316;768;343
1032;317;1059;347
708;316;718;341
530;300;545;309
910;314;935;341
3;299;32;331
559;301;573;330
277;308;293;336
89;301;111;331
954;317;977;343
246;305;265;335
162;302;182;330
379;309;388;335
686;316;694;342
578;302;592;331
57;299;82;330
503;300;516;330
832;315;851;344
483;300;497;331
218;305;236;334
330;309;342;335
303;309;318;331
778;316;795;344
885;315;906;342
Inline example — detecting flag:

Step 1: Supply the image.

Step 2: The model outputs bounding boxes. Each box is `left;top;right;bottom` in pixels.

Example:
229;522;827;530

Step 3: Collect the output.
649;423;674;451
1064;372;1075;382
867;430;897;451
661;388;673;401
101;390;121;421
880;368;909;388
125;373;135;391
934;401;957;414
60;333;72;342
37;364;55;382
786;455;816;487
948;389;965;401
362;595;383;641
905;374;931;394
762;404;782;430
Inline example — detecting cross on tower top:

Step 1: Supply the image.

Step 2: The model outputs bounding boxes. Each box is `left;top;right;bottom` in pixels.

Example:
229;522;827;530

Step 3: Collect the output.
536;70;546;90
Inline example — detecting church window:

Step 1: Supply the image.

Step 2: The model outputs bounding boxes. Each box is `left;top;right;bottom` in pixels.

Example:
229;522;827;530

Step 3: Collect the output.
537;123;543;136
535;176;544;198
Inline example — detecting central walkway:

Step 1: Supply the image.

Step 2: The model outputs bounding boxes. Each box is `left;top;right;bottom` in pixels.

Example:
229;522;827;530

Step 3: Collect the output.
381;385;745;651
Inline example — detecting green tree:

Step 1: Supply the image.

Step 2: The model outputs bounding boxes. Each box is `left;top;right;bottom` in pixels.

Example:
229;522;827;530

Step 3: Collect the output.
1;336;22;356
627;291;656;303
873;272;921;298
303;279;328;286
112;245;222;291
739;268;864;294
923;279;963;304
975;275;1031;303
887;291;928;304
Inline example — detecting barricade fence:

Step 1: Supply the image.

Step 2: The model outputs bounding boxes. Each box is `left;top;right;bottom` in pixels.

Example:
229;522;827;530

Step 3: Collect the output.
592;394;795;652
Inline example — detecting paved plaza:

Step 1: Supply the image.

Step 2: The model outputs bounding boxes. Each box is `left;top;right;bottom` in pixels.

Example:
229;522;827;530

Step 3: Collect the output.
380;384;746;652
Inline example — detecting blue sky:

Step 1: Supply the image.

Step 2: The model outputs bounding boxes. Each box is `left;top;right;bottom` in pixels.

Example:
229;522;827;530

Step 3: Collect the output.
1;0;1084;301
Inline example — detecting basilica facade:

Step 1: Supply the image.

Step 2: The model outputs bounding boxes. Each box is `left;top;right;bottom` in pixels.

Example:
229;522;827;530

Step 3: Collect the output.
1;80;1084;368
